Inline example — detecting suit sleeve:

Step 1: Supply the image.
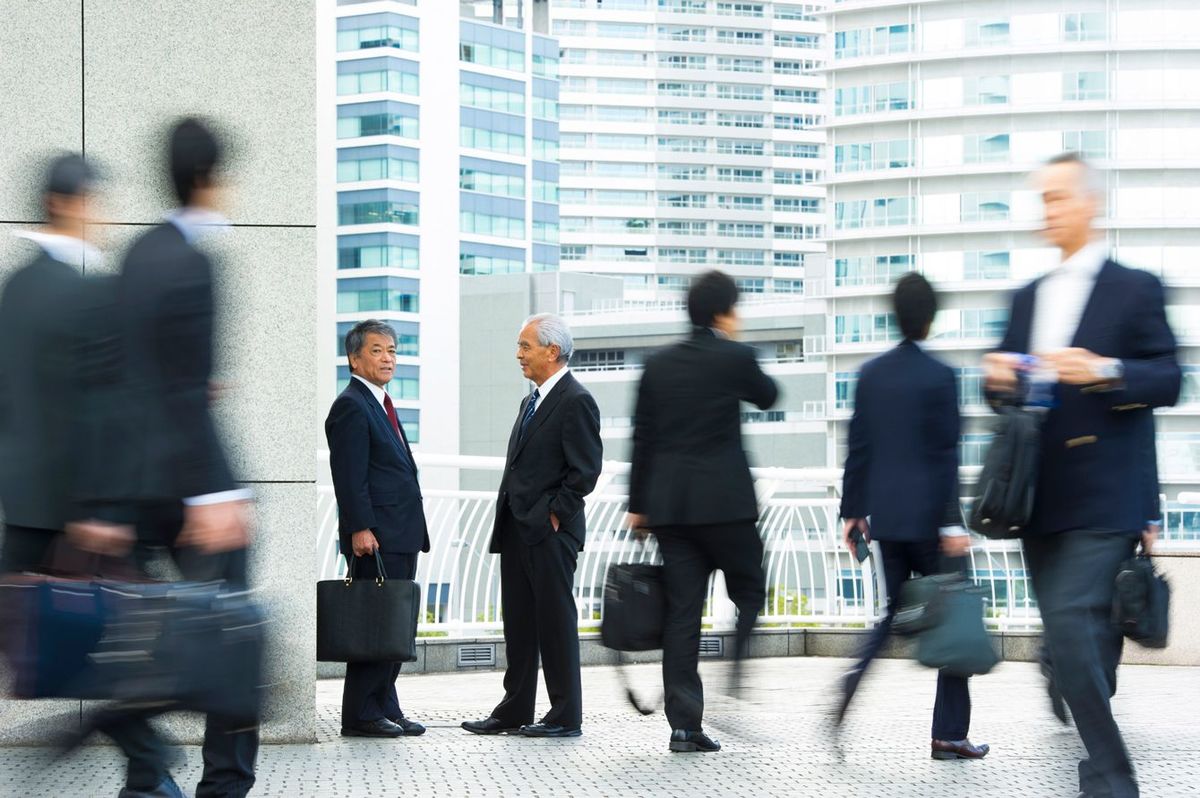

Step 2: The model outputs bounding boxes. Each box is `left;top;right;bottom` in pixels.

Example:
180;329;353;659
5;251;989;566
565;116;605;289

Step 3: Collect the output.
1103;274;1181;410
627;368;655;516
928;369;963;527
738;345;779;410
548;391;603;524
156;252;235;497
326;398;377;535
839;368;870;520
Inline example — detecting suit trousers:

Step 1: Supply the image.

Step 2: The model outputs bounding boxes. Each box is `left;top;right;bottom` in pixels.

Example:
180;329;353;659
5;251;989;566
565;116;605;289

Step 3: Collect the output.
99;502;258;797
492;510;582;729
844;539;972;741
656;521;766;732
342;550;419;726
1025;529;1139;798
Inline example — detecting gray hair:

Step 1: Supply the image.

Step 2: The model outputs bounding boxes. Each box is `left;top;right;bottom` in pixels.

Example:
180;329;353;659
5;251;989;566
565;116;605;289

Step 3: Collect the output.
522;313;574;363
1044;151;1104;197
345;319;397;369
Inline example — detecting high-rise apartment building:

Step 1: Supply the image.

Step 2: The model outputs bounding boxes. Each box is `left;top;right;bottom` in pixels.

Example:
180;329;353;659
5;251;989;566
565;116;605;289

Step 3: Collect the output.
822;0;1200;497
551;0;827;302
327;0;559;457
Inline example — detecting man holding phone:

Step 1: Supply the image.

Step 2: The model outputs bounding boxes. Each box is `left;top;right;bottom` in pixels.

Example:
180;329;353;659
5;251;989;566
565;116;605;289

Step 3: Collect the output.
836;273;987;761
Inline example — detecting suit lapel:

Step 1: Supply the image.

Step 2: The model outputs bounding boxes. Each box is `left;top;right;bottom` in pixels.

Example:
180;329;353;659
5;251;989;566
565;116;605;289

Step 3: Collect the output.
510;374;572;462
1070;260;1118;349
350;378;414;471
506;394;531;462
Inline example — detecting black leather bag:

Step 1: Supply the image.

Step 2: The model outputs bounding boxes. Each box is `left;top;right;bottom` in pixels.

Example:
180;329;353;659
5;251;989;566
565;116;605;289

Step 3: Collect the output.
1113;554;1170;649
915;578;999;677
893;574;958;637
969;406;1042;539
316;551;421;663
601;562;665;652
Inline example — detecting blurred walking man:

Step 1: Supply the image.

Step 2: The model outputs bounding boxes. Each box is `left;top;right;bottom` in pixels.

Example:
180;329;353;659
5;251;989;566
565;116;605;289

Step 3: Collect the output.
985;153;1180;798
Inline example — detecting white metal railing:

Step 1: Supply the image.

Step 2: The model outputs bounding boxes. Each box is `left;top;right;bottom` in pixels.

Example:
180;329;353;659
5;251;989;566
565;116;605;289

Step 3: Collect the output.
316;453;1200;638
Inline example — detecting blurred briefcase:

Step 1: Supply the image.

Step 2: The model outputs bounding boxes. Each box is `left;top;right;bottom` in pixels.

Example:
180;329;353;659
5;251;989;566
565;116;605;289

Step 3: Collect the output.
893;574;958;637
969;406;1042;539
915;578;999;677
1113;554;1170;648
601;563;665;652
317;551;420;663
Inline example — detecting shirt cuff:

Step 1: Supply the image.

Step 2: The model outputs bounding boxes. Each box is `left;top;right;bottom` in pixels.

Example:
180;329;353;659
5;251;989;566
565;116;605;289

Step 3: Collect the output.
183;489;254;506
939;526;969;538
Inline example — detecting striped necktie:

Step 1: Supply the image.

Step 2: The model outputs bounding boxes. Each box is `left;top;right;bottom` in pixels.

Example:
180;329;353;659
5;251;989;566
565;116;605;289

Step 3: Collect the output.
517;389;540;442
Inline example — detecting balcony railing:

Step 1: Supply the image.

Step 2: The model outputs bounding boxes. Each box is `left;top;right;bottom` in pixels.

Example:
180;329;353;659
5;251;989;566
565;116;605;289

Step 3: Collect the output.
316;453;1200;639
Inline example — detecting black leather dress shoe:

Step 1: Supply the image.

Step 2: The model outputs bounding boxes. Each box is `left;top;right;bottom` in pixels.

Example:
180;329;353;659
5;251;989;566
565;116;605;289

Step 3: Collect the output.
1042;661;1069;725
118;777;185;798
342;718;406;738
669;729;721;753
461;717;521;735
388;713;426;736
931;739;990;760
518;722;582;738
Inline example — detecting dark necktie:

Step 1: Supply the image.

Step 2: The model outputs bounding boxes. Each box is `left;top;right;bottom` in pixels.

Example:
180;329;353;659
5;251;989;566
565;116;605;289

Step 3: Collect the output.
517;389;540;442
383;392;403;441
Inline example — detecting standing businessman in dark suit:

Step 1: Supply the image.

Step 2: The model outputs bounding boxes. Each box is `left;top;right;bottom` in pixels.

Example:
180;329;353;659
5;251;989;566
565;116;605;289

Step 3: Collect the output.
627;270;778;754
984;153;1180;798
462;314;602;739
325;319;429;739
70;119;257;798
837;273;988;761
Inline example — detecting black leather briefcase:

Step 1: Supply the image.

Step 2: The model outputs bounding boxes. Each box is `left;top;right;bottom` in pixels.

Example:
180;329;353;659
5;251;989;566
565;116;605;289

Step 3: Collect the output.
915;577;999;678
1113;554;1170;649
317;551;421;663
601;563;665;652
969;406;1042;539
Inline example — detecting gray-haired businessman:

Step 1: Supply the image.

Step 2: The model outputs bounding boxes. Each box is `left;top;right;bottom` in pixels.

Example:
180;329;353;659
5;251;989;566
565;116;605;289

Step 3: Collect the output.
463;314;602;738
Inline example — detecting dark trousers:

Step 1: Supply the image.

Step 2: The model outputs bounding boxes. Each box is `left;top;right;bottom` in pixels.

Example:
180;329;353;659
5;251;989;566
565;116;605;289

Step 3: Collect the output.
656;521;766;732
491;512;582;729
100;502;259;797
844;539;972;741
342;550;418;726
0;523;60;573
1025;529;1139;798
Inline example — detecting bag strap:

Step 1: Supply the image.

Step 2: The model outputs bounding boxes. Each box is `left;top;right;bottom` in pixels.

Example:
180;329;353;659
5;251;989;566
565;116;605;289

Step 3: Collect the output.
345;549;389;584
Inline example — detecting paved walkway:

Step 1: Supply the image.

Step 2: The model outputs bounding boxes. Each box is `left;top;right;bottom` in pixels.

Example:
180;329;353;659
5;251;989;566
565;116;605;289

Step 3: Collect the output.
2;657;1198;797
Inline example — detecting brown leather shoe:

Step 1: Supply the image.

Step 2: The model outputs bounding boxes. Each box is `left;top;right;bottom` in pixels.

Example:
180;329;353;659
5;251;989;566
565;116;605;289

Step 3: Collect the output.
931;739;990;760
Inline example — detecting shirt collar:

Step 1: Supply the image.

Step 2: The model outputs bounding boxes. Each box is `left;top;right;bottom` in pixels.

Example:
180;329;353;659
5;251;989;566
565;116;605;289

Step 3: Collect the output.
535;365;570;398
352;374;388;407
1051;240;1108;280
166;206;231;244
13;230;103;270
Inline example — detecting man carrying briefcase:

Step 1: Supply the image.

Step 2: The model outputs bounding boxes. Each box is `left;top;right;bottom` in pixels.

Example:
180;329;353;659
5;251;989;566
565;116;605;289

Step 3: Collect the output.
325;320;430;738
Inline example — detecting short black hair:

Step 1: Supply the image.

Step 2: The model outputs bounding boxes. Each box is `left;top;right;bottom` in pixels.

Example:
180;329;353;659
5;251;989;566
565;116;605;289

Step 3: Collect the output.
687;270;739;328
893;272;938;341
42;153;98;220
169;117;223;206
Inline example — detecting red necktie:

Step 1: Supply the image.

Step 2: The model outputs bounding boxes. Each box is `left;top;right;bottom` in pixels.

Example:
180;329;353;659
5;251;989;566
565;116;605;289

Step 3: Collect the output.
383;393;403;441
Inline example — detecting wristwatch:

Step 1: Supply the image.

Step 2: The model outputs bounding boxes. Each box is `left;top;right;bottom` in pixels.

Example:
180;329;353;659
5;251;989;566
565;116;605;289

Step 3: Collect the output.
1094;358;1124;382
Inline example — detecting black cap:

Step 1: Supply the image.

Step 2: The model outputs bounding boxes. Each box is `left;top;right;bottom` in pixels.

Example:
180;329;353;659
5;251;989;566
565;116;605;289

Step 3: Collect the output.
44;153;99;197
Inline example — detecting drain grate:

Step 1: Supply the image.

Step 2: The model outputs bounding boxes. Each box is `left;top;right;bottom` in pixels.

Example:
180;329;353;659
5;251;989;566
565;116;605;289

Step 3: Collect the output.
699;636;724;658
457;643;497;668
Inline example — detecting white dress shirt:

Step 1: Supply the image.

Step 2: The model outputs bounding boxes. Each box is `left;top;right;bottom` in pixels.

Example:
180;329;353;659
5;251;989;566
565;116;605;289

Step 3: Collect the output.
531;366;571;414
166;206;232;243
353;374;388;410
13;230;103;270
1030;240;1108;354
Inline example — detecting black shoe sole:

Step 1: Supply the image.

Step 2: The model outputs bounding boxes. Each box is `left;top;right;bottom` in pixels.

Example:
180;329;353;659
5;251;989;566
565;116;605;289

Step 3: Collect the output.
931;750;989;760
519;729;583;738
670;740;719;753
341;729;403;738
461;725;520;735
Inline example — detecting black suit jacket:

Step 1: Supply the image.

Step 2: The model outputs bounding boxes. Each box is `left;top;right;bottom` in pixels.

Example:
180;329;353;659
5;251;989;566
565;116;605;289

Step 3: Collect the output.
628;328;779;528
840;340;961;542
490;370;602;553
995;259;1180;536
0;247;89;529
325;378;429;556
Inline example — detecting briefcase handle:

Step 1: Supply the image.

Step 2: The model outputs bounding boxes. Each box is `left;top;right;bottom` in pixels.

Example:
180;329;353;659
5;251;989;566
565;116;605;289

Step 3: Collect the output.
344;550;389;587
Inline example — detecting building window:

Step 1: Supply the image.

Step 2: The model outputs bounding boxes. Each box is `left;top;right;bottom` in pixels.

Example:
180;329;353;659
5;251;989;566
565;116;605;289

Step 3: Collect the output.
336;365;419;402
657;275;693;290
834;139;911;172
660;248;707;264
717;222;764;238
337;102;419;139
1063;130;1108;159
1063;12;1106;42
835;313;899;345
735;278;765;294
337;58;419;97
717;194;763;211
338;145;419;183
773;279;804;294
963;250;1011;280
967;20;1010;47
460;165;525;198
460;242;525;275
961;193;1011;223
718;167;764;182
716;249;765;266
717;139;765;156
337;17;419;53
460;126;525;156
337;275;419;313
338;189;419;227
338;233;419;270
716;57;764;73
774;33;820;49
834;254;911;287
716;29;765;46
574;350;626;371
718;84;765;101
964;133;1010;164
967;75;1009;105
835;371;857;409
774;251;804;268
1064;71;1107;101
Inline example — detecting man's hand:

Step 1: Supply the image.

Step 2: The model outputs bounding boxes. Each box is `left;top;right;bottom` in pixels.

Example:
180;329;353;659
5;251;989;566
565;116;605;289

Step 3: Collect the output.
550;511;560;532
177;500;253;554
351;529;380;557
65;520;135;557
1142;523;1160;556
627;513;650;541
842;518;869;555
983;352;1021;393
1039;348;1117;386
940;534;972;558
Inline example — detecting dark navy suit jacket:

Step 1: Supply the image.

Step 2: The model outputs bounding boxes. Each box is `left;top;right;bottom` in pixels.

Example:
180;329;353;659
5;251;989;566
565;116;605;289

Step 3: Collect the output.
840;340;961;543
995;259;1180;536
325;377;429;557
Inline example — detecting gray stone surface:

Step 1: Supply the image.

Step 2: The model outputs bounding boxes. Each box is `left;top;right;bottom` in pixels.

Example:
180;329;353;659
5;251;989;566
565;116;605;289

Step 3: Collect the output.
5;658;1198;796
0;1;82;224
1122;553;1200;667
81;1;315;227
